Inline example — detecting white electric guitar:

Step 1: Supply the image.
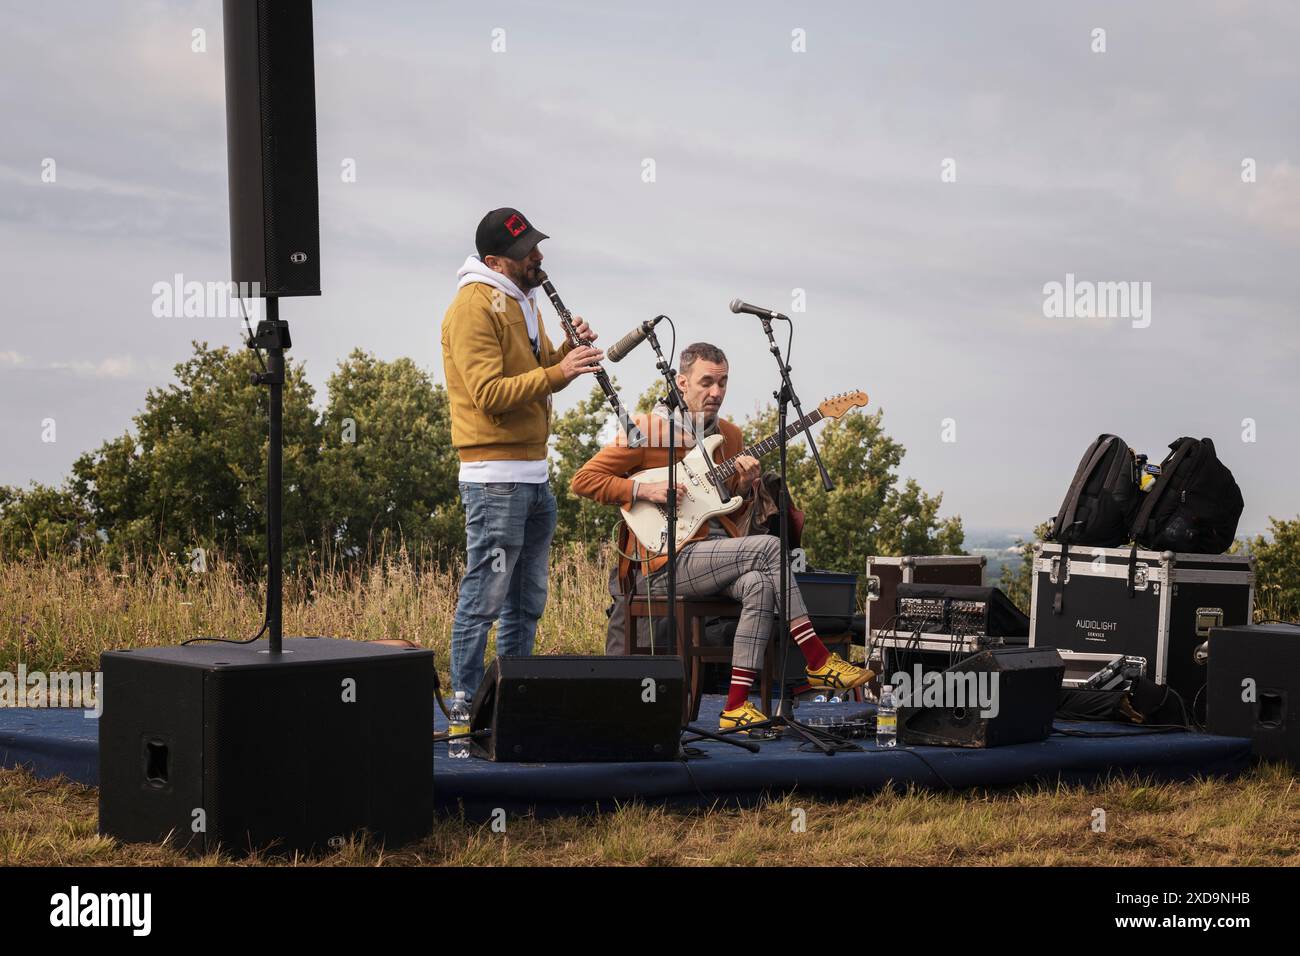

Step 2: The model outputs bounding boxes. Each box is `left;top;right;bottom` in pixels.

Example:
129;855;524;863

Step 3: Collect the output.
620;390;869;555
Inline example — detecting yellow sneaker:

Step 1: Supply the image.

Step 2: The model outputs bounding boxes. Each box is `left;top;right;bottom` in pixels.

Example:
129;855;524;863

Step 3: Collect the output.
719;700;776;738
806;653;874;693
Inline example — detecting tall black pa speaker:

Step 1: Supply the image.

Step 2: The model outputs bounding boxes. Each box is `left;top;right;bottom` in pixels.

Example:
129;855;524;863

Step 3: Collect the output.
1208;623;1300;764
898;646;1064;748
99;638;432;854
469;656;685;762
223;0;321;297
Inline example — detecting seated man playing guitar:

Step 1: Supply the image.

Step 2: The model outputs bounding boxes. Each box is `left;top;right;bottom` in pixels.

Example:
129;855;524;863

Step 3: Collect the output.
570;341;874;735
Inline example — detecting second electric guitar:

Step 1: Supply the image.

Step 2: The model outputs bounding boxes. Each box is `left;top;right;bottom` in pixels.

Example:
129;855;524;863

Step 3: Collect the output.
621;390;869;555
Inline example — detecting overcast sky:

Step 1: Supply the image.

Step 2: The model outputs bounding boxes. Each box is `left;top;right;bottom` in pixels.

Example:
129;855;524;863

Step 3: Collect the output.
1;0;1296;537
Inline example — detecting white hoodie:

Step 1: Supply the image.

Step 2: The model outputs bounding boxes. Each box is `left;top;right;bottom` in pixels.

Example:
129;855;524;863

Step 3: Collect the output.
456;255;540;351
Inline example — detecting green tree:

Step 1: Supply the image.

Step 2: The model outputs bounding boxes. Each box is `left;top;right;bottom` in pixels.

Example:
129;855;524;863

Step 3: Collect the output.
316;350;461;562
549;382;628;553
633;382;664;415
1241;517;1300;622
0;482;97;559
69;341;322;571
741;404;964;571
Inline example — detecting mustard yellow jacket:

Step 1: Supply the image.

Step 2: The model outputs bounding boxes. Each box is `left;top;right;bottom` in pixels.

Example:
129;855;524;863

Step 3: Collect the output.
440;283;573;462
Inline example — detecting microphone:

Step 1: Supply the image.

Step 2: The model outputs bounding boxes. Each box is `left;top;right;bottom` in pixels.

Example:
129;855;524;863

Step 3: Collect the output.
606;316;664;363
729;298;790;321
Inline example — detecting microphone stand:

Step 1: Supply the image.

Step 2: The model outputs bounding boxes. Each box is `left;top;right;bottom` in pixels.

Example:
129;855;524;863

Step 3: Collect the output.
753;313;857;754
644;325;726;680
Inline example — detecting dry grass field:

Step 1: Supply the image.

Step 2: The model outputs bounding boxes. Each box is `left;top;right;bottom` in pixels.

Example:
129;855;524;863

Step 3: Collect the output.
3;763;1297;867
0;542;612;684
2;547;1296;867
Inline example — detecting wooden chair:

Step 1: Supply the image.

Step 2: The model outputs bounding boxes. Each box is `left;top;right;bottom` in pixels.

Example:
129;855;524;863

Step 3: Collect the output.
622;590;776;723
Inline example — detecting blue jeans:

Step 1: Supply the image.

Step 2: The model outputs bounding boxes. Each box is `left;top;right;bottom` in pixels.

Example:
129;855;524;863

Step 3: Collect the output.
450;481;558;698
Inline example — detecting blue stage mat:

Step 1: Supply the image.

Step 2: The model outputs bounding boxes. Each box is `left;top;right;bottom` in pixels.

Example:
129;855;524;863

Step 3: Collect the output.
0;708;99;787
0;700;1253;823
432;695;1253;820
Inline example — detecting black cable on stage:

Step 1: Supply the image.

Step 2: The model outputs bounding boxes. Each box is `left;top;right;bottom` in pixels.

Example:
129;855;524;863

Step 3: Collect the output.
1165;684;1193;731
432;728;491;744
433;665;451;720
1051;725;1188;738
182;620;269;646
678;752;712;801
892;745;957;790
1191;682;1208;732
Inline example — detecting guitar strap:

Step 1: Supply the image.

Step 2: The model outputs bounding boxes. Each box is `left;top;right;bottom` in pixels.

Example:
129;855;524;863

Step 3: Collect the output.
651;402;718;447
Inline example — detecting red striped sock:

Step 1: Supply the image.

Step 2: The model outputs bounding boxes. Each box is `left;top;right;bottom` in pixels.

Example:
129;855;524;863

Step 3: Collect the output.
726;667;757;711
791;619;830;670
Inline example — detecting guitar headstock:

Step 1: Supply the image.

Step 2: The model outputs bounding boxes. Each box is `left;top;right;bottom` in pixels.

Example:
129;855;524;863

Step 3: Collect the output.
818;390;869;420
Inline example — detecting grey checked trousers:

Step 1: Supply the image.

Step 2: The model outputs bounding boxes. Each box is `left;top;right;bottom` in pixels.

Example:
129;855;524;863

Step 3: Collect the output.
645;535;808;671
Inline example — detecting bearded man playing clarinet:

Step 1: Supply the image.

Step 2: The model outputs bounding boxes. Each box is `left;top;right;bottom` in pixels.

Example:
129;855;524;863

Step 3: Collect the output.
440;207;602;701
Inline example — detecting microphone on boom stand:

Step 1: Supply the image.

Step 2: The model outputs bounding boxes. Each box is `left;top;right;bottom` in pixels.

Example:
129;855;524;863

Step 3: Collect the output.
729;294;854;754
729;299;790;322
606;316;664;363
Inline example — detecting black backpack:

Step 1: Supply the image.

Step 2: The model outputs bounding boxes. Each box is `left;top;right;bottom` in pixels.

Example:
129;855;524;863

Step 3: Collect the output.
1047;434;1140;548
1129;437;1243;554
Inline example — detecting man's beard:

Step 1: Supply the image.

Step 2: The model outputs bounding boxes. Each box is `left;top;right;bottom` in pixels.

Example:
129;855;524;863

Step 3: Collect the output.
510;261;542;290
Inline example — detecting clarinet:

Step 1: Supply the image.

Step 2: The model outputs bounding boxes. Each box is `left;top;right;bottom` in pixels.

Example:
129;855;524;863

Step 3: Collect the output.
538;271;644;448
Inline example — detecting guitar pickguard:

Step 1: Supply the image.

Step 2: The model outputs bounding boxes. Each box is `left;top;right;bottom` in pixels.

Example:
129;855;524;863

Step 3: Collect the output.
620;435;742;555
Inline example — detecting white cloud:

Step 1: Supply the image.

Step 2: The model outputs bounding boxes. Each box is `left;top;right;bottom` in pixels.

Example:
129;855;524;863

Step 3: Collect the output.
47;356;145;379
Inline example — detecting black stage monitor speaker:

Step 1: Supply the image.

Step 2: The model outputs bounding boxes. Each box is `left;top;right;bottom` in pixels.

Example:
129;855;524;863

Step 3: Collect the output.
223;0;321;297
899;646;1064;748
99;637;432;854
1207;623;1300;764
469;656;685;762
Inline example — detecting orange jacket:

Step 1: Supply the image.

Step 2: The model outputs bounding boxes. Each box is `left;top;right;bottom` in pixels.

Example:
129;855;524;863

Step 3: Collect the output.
570;412;754;578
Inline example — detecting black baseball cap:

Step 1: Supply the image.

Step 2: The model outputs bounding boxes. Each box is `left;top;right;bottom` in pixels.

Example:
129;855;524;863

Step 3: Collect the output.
475;207;549;260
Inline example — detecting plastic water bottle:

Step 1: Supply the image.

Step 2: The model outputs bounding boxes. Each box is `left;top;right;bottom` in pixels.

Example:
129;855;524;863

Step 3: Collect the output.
876;685;897;749
448;691;470;759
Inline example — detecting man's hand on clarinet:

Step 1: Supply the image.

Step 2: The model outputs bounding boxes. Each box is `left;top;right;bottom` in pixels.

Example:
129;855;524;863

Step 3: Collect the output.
570;315;597;343
559;344;604;380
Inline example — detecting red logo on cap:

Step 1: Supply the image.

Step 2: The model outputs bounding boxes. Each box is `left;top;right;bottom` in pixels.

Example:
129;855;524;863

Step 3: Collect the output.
504;214;528;237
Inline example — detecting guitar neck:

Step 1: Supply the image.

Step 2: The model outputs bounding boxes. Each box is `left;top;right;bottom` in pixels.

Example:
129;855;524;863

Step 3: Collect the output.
715;410;825;478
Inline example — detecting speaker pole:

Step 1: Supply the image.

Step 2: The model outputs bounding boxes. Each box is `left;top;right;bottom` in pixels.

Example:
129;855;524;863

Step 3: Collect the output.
249;298;291;654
